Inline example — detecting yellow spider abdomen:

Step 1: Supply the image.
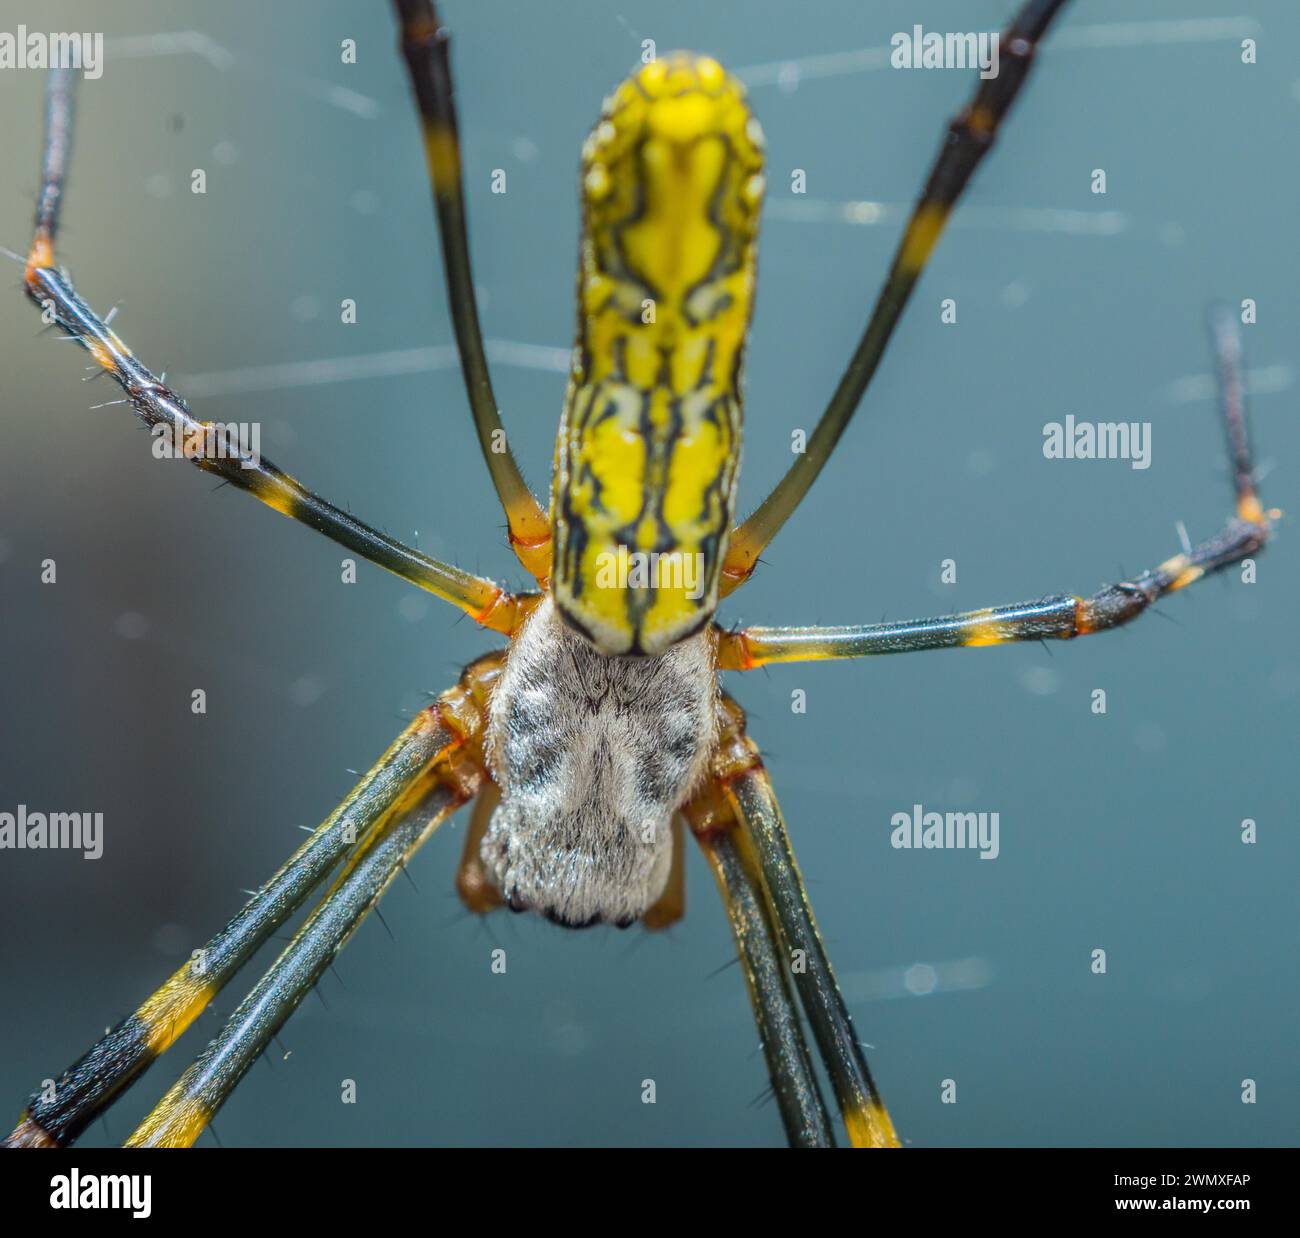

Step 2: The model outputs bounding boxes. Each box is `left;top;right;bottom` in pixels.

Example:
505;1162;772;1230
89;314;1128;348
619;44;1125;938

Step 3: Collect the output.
552;53;765;655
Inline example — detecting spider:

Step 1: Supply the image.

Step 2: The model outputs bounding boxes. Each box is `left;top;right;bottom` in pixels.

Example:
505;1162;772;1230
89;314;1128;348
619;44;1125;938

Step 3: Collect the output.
4;0;1275;1148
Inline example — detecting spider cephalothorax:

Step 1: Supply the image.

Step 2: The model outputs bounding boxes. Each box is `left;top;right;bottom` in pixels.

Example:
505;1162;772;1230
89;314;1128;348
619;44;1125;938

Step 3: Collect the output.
483;595;718;927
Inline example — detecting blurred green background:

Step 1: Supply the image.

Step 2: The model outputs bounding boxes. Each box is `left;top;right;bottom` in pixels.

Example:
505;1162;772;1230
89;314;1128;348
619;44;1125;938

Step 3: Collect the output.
1;0;1296;1147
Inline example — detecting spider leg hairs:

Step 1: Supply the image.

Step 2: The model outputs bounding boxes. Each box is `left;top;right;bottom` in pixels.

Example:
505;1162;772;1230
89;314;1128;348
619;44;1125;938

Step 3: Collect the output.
0;0;1294;1194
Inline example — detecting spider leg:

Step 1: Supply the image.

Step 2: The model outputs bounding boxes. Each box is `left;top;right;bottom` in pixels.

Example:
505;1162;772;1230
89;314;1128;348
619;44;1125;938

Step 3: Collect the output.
24;67;531;635
455;777;505;914
394;0;553;582
720;308;1274;668
4;655;503;1148
720;0;1072;594
686;697;899;1148
127;764;481;1147
687;789;834;1147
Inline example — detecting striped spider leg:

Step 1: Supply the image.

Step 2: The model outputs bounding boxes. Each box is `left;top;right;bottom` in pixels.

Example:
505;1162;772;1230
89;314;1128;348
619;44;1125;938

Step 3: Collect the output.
121;661;498;1148
393;0;552;581
684;697;897;1147
716;302;1272;670
6;693;470;1146
719;0;1078;592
